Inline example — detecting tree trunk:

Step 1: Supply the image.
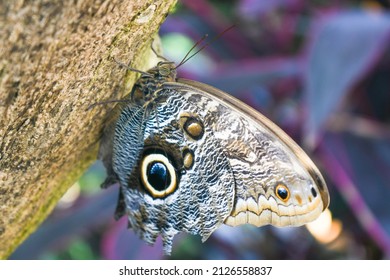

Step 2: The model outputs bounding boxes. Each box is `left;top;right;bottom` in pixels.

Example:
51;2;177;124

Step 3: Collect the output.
0;0;177;259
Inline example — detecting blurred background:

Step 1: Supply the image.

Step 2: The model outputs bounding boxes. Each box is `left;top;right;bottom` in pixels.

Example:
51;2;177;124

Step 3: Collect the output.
10;0;390;260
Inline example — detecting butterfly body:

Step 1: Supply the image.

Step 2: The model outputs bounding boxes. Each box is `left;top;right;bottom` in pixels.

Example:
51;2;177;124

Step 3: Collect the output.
99;61;329;254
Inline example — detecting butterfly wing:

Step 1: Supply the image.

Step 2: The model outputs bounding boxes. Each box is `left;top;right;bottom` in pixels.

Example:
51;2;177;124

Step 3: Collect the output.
100;77;329;255
101;90;235;254
168;79;330;228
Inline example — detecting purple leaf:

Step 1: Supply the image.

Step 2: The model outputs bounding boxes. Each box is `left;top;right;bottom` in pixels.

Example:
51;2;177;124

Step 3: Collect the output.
319;133;390;258
101;218;165;260
238;0;304;18
304;11;390;145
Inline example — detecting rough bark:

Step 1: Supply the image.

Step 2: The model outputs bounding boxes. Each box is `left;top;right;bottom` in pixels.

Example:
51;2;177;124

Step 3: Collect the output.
0;0;177;259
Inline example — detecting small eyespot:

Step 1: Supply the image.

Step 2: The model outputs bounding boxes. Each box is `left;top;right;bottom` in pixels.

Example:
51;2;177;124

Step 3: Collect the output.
140;153;177;198
275;183;290;202
182;148;195;170
311;187;317;198
180;114;204;140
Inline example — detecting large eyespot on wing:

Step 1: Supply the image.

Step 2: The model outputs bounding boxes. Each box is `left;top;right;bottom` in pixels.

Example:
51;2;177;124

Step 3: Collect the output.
139;150;179;198
166;79;329;228
114;91;236;255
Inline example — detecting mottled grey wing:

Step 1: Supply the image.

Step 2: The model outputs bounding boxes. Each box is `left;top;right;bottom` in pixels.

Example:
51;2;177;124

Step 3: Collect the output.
167;79;330;228
104;90;235;254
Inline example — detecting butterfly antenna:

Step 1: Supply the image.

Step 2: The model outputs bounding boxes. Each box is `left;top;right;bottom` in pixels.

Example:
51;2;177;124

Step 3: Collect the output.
175;25;236;69
175;33;209;69
113;57;153;77
151;43;169;61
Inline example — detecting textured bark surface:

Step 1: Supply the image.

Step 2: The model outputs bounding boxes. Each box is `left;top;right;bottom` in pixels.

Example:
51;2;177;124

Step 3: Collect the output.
0;0;176;259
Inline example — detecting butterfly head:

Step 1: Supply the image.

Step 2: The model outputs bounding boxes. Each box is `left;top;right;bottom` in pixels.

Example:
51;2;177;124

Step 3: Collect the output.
146;61;177;82
131;61;177;104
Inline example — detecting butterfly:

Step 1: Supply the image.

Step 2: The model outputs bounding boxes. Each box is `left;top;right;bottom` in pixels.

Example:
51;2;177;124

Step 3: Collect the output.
98;46;330;255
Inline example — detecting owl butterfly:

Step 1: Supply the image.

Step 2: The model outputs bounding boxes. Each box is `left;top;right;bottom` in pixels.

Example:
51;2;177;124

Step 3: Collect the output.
98;42;330;255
